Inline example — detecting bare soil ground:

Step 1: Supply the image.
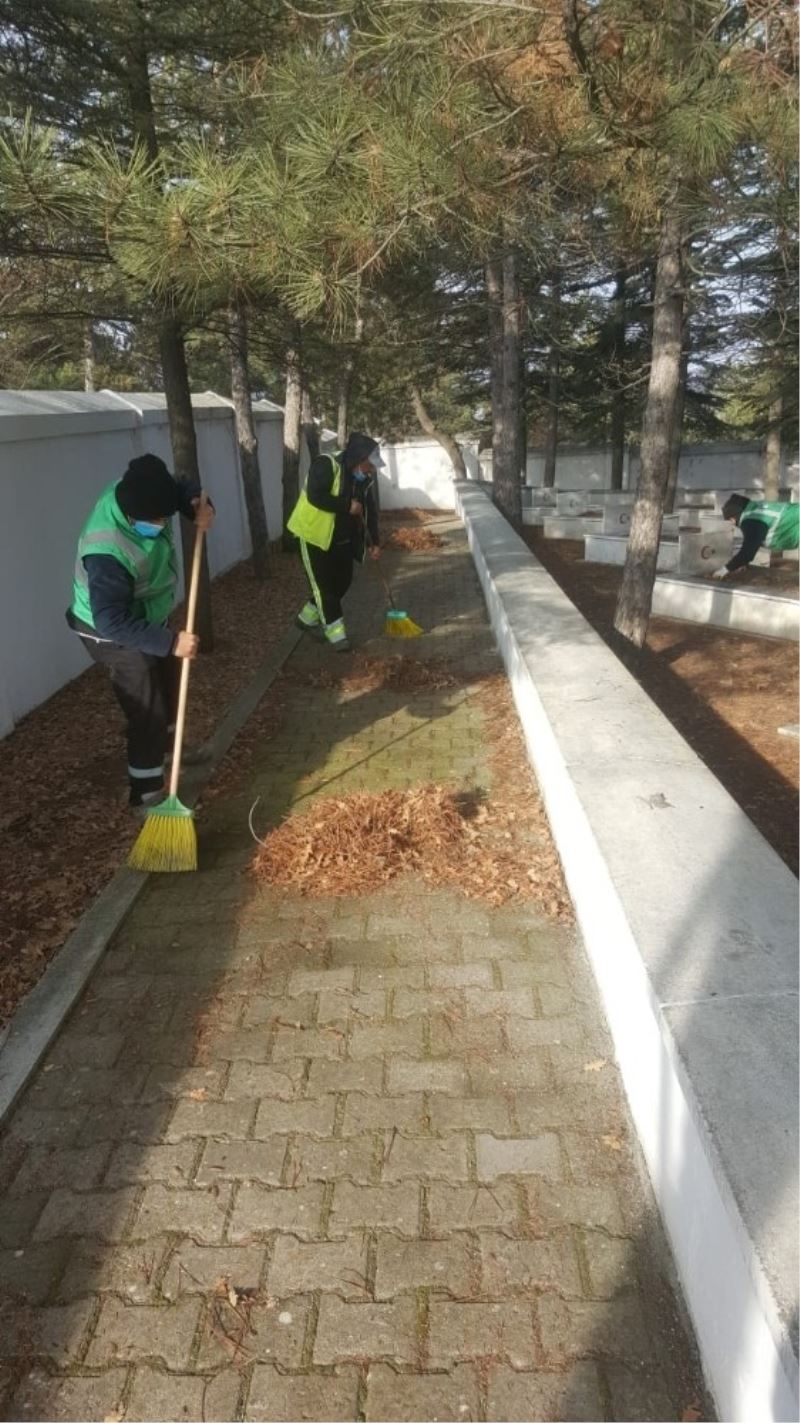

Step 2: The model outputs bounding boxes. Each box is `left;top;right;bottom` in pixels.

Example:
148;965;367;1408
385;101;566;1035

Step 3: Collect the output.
525;533;799;874
0;551;306;1026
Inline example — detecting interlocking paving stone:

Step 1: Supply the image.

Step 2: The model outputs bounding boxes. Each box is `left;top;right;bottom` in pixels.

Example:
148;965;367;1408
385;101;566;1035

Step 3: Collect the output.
313;1296;418;1365
126;1367;241;1422
85;1297;202;1367
365;1364;480;1422
268;1235;369;1298
487;1363;604;1422
246;1365;360;1421
0;527;708;1422
374;1234;473;1299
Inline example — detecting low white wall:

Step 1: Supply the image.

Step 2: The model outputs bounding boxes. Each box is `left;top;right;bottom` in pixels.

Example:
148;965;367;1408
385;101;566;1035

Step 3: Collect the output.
455;481;799;1423
0;391;287;735
378;438;480;510
481;440;799;494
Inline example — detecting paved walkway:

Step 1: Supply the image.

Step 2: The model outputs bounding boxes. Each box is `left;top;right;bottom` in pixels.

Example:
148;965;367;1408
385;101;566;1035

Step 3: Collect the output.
0;527;707;1421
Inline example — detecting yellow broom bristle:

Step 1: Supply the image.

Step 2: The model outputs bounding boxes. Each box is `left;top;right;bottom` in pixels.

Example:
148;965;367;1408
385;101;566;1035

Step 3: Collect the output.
384;614;424;638
128;803;197;873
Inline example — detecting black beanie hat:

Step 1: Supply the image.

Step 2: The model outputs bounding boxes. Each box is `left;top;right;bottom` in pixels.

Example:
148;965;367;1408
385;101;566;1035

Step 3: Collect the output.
116;455;180;520
342;431;379;470
721;493;749;524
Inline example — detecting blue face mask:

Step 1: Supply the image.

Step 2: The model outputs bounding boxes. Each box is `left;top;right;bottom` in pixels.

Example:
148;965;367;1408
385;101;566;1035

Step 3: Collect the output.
353;470;367;484
132;520;165;539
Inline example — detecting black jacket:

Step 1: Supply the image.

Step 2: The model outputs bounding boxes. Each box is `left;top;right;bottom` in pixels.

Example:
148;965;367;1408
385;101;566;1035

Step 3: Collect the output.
306;453;379;556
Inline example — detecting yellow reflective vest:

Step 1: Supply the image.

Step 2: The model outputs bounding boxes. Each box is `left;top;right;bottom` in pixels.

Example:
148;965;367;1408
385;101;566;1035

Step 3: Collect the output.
287;454;342;551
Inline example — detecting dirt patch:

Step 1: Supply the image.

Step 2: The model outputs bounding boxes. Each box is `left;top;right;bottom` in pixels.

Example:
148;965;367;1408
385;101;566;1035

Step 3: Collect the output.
283;652;457;695
253;670;572;919
0;549;306;1027
723;562;798;597
525;533;799;873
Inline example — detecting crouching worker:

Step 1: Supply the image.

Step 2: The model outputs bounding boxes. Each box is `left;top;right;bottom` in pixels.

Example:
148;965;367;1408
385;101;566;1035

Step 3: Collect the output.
713;494;799;578
66;454;215;814
288;431;384;652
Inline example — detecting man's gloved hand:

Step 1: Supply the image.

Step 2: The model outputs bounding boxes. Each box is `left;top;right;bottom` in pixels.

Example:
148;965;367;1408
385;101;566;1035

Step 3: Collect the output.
711;565;729;580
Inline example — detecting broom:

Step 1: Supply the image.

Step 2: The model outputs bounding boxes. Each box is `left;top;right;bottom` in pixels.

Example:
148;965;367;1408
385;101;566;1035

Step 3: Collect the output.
368;532;424;638
127;498;206;873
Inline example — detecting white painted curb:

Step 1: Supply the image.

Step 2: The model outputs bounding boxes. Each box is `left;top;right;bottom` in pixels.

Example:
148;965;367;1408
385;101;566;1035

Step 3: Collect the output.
455;483;799;1423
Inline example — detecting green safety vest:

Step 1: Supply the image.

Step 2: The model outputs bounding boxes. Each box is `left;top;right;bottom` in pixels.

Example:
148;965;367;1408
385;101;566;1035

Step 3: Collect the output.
70;482;178;631
742;499;800;552
287;454;342;551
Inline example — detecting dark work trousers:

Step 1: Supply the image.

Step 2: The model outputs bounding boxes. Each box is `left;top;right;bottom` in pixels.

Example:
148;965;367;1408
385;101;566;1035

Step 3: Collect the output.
300;538;355;626
81;636;180;803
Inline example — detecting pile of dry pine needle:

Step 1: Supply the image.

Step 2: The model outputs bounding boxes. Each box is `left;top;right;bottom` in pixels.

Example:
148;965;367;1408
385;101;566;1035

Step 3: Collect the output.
253;671;572;921
382;524;445;551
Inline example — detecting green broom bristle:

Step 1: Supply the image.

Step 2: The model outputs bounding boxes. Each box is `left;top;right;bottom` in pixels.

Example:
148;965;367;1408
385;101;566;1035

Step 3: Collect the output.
127;795;197;873
384;609;424;638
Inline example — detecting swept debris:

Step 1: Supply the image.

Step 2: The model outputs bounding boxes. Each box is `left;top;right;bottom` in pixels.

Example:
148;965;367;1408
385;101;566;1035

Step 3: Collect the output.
383;525;445;551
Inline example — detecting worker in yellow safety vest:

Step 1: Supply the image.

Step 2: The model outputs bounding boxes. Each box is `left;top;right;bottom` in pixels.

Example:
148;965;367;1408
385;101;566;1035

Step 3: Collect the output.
288;432;383;651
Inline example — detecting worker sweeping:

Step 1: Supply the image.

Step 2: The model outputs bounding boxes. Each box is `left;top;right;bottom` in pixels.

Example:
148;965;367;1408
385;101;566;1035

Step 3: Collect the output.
713;494;799;578
66;454;215;816
289;431;383;652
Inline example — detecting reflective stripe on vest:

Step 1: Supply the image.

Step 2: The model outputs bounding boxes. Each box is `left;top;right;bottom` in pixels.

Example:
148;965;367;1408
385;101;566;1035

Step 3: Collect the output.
742;499;799;551
287;455;342;550
70;482;177;631
74;529;151;591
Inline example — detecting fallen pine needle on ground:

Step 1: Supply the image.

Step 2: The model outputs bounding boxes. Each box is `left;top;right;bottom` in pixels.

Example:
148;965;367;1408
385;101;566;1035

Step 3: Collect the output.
252;671;572;921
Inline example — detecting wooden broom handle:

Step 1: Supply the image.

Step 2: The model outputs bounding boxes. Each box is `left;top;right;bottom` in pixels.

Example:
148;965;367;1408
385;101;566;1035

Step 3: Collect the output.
169;492;207;798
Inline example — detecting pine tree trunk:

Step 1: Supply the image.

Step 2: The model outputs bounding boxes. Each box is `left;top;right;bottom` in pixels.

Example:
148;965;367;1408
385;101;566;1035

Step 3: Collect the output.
500;250;522;520
542;272;561;489
664;345;688;513
282;345;302;551
410;386;467;478
763;394;782;499
486;256;504;491
302;385;320;461
336;311;363;446
614;203;685;649
83;323;96;392
229;294;271;581
126;26;213;647
609;266;627;490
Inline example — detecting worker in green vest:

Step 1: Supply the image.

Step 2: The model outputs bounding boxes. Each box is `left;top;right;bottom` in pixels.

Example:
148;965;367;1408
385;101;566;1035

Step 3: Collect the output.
288;431;383;651
67;454;215;813
713;494;800;578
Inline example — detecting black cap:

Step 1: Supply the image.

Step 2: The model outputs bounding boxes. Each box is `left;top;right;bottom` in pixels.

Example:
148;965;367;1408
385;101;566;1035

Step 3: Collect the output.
342;431;379;470
722;493;749;524
116;455;180;520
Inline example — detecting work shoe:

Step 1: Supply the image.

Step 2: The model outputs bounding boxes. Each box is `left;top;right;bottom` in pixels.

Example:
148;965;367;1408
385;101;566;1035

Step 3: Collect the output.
324;618;351;652
296;615;325;641
129;789;167;822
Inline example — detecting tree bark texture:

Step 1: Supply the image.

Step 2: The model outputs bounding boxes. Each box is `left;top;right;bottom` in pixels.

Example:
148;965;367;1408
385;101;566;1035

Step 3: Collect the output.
614;203;685;649
609;266;627;491
229;294;271;580
302;385;320;461
499;248;523;522
410;386;467;478
83;323;96;392
542;272;561;489
664;344;688;512
763;394;782;499
282;345;302;550
126;22;213;647
337;311;363;446
486;256;505;489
